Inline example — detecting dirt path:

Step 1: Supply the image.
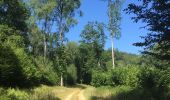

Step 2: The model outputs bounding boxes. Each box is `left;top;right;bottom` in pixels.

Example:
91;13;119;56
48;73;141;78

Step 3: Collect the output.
77;89;85;100
65;89;85;100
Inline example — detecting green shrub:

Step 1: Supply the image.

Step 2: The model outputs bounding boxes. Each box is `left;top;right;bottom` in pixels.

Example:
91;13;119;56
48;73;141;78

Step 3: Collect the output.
111;66;140;87
91;71;113;87
0;25;41;87
158;68;170;93
40;67;59;86
6;88;30;100
138;67;159;89
138;67;170;100
8;44;41;87
66;64;77;85
0;88;9;100
34;56;60;86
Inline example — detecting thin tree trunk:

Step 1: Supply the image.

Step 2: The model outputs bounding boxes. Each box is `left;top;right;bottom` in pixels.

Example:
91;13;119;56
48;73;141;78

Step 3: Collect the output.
111;37;115;69
44;34;47;61
58;3;64;86
60;74;63;86
43;17;48;62
59;29;64;86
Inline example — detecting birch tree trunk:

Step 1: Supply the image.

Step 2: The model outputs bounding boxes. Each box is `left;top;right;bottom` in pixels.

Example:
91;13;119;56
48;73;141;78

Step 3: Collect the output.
59;28;64;87
43;17;48;62
111;37;115;69
44;34;47;61
60;74;63;86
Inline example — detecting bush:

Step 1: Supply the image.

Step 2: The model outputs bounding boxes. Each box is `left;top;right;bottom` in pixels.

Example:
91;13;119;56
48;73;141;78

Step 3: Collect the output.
91;66;141;87
138;67;159;89
66;64;77;85
0;88;10;100
6;88;30;100
40;67;59;86
0;45;24;87
32;85;59;100
111;66;140;87
0;41;40;87
0;88;31;100
158;68;170;94
0;25;40;87
91;71;113;87
34;56;60;86
8;43;41;87
138;67;170;100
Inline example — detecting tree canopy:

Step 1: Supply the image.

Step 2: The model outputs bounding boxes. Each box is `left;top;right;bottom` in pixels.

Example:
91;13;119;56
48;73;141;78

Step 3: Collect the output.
125;0;170;61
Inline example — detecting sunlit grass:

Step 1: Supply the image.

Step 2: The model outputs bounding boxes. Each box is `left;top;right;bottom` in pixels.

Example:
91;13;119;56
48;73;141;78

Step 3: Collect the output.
31;85;80;100
84;86;133;100
0;85;86;100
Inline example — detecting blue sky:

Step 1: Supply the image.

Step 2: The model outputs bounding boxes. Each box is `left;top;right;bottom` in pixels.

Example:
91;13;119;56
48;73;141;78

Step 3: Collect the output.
66;0;147;54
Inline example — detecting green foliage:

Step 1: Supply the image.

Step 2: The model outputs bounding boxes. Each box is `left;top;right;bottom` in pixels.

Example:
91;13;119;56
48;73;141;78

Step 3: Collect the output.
158;68;170;93
66;64;77;85
0;85;61;100
53;0;81;34
125;0;170;60
0;0;29;45
0;88;30;100
140;55;170;69
54;46;67;75
0;25;40;87
111;66;140;87
30;0;56;20
138;67;159;89
78;22;107;84
91;66;170;99
138;67;170;99
40;68;59;86
32;85;58;100
102;49;141;70
0;0;29;32
84;85;133;100
91;71;112;87
0;44;24;87
6;88;30;100
65;42;79;64
115;50;141;67
107;0;123;38
0;88;10;100
33;56;59;85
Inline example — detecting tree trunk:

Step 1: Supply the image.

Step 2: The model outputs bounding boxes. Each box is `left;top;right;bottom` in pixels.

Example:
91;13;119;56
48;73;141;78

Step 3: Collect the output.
43;17;48;62
44;34;47;61
111;37;115;69
60;74;63;86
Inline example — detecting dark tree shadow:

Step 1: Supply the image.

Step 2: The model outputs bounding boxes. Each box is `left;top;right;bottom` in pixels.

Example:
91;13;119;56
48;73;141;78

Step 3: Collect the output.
0;45;25;88
90;88;170;100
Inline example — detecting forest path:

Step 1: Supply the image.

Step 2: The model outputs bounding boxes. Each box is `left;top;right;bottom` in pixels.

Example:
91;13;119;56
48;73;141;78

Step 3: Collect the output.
64;85;86;100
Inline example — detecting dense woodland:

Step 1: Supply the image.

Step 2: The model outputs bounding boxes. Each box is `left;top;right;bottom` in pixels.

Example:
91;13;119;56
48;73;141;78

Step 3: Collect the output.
0;0;170;100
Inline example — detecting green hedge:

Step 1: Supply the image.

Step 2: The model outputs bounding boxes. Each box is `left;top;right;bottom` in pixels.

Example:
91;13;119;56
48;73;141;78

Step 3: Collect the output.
0;88;30;100
33;56;60;86
111;66;141;87
138;67;170;100
91;71;113;87
91;66;141;87
66;64;77;85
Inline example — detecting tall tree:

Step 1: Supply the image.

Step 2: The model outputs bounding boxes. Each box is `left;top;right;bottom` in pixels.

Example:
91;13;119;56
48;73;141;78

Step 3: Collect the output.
29;0;56;60
80;22;106;68
0;1;40;87
53;0;81;86
0;0;29;45
125;0;170;61
107;0;123;68
79;22;106;84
